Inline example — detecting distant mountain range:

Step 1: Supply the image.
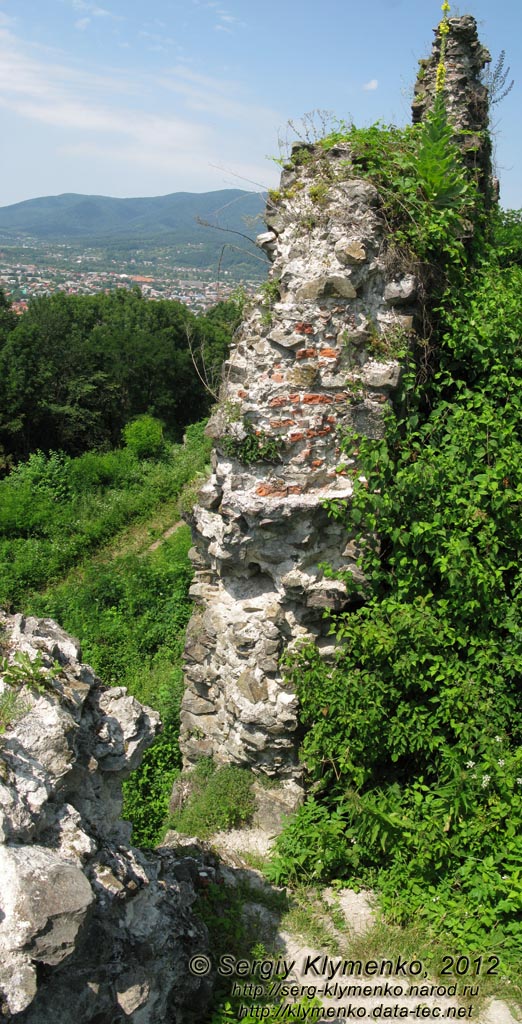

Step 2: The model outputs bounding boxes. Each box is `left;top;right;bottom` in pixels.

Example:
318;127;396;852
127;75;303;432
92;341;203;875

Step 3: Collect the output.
0;189;268;274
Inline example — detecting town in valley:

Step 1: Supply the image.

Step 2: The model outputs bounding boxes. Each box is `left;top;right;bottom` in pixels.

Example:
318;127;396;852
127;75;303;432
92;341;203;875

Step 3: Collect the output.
0;238;264;314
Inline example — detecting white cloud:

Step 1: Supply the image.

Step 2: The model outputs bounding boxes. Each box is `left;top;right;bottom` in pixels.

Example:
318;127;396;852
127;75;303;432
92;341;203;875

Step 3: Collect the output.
72;1;106;15
0;29;126;103
157;65;276;124
0;23;281;197
74;17;90;30
363;79;379;91
70;0;123;21
139;30;176;48
203;4;245;32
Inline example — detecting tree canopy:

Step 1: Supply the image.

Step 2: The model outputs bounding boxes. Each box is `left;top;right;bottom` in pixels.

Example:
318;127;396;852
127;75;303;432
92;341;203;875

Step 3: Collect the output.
0;288;240;460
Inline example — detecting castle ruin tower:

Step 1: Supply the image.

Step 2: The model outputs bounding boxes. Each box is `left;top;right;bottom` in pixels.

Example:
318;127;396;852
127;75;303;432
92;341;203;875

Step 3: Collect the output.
177;15;493;791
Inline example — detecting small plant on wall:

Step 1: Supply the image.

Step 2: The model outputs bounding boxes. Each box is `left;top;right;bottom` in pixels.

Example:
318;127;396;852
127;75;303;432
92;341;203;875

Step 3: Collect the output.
221;424;283;465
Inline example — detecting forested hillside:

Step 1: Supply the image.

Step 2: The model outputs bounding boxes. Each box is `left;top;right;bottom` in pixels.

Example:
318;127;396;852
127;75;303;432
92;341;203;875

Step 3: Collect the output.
0;189;267;276
0;189;265;243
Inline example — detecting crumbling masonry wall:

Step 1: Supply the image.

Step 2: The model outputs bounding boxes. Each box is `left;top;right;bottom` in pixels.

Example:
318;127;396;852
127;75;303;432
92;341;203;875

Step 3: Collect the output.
180;156;420;780
179;16;492;783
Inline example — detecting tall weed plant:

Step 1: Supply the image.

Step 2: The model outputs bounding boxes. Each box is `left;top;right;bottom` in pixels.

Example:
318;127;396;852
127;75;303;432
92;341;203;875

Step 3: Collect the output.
319;94;481;278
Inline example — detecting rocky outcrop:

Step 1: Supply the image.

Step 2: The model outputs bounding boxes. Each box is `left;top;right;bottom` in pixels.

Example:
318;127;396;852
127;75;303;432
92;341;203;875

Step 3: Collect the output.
0;612;212;1024
179;144;421;780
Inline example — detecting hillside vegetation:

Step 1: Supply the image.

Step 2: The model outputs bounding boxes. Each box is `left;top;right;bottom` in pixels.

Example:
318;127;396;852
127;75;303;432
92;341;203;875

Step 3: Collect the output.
265;107;522;977
0;284;240;846
0;188;267;275
0;417;214;844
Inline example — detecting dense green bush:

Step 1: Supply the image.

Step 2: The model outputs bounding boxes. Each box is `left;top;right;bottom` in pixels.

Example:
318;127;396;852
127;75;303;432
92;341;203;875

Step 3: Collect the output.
493;207;522;266
268;259;522;966
123;414;165;460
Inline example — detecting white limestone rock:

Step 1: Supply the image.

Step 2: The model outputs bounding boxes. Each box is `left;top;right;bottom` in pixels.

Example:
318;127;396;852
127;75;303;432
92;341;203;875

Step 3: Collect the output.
0;612;213;1024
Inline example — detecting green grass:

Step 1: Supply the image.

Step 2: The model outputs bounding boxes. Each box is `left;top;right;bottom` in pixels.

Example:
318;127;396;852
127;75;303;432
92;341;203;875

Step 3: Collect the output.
27;525;195;847
167;758;256;838
0;420;211;609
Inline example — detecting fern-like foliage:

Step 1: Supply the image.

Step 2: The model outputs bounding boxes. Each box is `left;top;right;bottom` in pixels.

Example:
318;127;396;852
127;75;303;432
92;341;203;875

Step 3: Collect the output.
415;94;471;212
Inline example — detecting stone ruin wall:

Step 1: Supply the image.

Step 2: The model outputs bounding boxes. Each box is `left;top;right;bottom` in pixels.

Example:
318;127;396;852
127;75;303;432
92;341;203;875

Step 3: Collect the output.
180;157;421;785
179;16;492;787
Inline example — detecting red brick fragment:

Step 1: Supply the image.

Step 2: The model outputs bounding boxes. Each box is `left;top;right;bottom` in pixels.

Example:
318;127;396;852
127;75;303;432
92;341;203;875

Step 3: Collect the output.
288;432;305;443
306;427;332;439
255;483;302;498
271;373;284;382
327;415;336;424
269;396;288;408
256;484;286;497
302;394;332;405
270;418;295;428
311;459;324;468
237;390;247;398
320;348;338;359
296;348;316;360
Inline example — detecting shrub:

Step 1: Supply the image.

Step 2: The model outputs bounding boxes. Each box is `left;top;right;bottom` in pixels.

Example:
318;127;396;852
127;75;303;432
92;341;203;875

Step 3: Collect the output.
221;425;283;464
123;414;165;459
0;421;211;608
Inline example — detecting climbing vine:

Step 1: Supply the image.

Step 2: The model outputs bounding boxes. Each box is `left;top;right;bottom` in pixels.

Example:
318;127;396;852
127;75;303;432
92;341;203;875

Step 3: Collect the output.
266;90;522;973
268;247;522;970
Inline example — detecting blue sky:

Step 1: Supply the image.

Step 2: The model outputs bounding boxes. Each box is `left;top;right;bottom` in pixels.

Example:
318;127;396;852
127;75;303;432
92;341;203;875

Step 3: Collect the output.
0;0;520;208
